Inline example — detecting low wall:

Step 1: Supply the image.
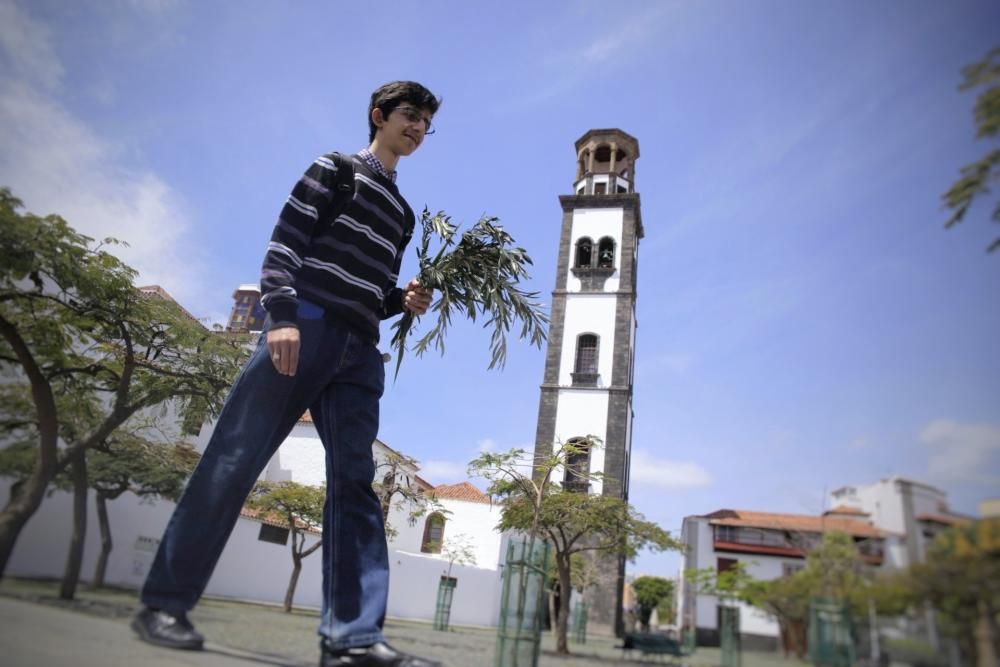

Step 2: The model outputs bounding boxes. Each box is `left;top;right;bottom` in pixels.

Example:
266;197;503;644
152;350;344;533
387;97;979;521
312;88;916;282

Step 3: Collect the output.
0;481;502;627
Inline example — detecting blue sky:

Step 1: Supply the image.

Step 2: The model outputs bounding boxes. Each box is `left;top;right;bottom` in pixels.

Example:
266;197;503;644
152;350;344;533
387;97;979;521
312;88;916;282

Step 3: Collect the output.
1;0;998;579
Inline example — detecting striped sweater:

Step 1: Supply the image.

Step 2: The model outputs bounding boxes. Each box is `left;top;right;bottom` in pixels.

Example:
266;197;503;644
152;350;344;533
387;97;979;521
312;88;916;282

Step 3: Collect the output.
259;153;415;341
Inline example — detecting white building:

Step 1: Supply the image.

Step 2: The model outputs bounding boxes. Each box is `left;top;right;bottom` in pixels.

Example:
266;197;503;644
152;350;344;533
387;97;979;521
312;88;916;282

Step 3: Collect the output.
677;508;891;650
828;477;972;567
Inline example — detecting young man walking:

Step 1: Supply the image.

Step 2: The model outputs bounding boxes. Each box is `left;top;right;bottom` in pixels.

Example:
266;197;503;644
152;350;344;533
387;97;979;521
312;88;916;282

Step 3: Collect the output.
132;81;443;667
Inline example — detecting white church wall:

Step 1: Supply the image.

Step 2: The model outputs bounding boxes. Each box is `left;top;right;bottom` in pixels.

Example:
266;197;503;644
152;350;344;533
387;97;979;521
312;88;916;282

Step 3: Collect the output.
387;500;427;554
438;498;504;571
390;498;504;572
266;423;325;486
566;208;624;293
558;297;617;387
386;551;502;627
0;479;326;607
1;478;508;627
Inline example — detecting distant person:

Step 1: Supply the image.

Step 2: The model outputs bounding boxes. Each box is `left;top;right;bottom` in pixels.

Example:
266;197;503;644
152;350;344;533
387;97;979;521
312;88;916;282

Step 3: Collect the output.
131;81;442;667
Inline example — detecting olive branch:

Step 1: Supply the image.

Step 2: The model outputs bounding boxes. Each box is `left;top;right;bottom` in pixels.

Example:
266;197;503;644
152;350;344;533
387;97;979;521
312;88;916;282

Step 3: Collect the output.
389;209;548;379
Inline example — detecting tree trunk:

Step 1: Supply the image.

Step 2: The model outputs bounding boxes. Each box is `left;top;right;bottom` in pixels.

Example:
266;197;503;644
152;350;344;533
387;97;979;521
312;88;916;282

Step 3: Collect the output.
0;313;60;578
0;481;50;578
284;558;301;613
976;600;999;667
59;453;88;600
555;554;572;654
778;621;790;658
284;528;302;612
792;618;808;659
548;588;558;636
92;492;112;588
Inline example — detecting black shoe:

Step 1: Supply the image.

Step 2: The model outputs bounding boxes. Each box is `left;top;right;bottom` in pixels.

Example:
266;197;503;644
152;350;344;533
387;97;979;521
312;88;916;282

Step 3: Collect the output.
131;606;205;650
319;640;442;667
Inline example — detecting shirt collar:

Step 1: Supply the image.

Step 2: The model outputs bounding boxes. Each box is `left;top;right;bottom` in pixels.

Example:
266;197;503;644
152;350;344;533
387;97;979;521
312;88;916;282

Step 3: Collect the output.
357;148;396;183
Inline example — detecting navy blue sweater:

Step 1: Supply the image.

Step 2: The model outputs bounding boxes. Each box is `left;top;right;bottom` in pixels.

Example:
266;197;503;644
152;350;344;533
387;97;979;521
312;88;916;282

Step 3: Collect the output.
259;153;415;341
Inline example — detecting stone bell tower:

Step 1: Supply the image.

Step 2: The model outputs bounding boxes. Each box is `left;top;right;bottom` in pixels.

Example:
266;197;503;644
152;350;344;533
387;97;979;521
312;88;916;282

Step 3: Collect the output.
532;129;642;635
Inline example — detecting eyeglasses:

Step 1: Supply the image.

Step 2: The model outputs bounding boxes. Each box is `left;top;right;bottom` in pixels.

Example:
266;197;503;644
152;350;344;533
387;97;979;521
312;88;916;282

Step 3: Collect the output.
393;105;435;135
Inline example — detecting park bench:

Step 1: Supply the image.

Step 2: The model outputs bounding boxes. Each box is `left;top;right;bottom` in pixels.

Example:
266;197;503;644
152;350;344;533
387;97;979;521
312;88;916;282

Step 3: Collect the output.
618;632;692;663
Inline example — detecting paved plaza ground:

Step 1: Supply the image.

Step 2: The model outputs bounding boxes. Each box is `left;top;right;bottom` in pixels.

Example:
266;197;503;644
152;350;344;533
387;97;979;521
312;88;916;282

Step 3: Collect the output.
0;578;811;667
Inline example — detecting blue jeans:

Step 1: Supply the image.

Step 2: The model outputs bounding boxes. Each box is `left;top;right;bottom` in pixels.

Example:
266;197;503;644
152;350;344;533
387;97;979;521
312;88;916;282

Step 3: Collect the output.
141;308;388;649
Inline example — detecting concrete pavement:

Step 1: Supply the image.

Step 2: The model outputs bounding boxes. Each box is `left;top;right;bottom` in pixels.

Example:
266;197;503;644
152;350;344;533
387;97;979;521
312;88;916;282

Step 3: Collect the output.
0;579;812;666
0;596;312;667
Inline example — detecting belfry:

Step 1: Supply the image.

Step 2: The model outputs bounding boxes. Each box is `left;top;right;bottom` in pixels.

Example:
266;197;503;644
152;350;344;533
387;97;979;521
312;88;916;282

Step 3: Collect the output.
533;129;643;635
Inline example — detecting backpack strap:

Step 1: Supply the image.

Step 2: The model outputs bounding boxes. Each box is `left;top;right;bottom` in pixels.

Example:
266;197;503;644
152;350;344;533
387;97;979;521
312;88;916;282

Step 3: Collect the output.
328;151;356;221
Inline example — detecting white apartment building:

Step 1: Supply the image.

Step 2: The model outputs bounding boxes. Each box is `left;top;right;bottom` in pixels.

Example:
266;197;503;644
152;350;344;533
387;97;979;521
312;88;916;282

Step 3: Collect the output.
828;477;972;568
677;508;892;650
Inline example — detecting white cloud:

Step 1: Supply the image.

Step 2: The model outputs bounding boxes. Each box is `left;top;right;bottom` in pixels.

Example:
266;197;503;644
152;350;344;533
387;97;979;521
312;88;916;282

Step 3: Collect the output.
629;448;712;490
421;438;537;487
0;3;213;316
418;460;470;485
578;4;676;66
0;0;63;90
920;420;1000;486
847;436;871;451
499;4;686;113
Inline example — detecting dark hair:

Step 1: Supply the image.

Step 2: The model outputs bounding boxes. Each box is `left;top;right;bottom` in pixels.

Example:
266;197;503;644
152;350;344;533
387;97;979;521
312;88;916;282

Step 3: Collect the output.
368;81;441;142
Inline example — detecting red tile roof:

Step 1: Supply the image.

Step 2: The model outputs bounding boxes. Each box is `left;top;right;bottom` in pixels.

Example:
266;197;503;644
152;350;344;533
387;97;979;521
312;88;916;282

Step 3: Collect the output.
916;512;972;526
430;482;491;505
705;509;884;538
239;507;321;534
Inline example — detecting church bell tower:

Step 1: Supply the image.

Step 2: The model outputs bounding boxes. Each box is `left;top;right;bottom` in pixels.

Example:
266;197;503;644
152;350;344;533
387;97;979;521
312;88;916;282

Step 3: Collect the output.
533;129;642;634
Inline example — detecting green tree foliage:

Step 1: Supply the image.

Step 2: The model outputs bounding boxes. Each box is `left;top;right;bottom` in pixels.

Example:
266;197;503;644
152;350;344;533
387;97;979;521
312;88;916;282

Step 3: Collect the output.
372;450;445;541
742;568;813;659
470;440;680;655
688;532;880;660
246;481;325;613
390;209;548;378
0;188;247;577
631;575;674;632
943;46;1000;252
900;518;1000;667
440;533;477;579
0;426;198;592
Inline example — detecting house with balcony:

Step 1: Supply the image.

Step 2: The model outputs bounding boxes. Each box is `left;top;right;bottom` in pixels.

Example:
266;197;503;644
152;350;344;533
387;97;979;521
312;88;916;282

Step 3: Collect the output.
676;507;895;649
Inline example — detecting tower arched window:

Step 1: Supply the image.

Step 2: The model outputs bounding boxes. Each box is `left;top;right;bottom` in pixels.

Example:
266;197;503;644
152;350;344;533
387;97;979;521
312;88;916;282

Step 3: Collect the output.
563;437;591;492
572;333;599;386
575;237;593;268
421;512;446;554
597;237;615;268
594;144;612;165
